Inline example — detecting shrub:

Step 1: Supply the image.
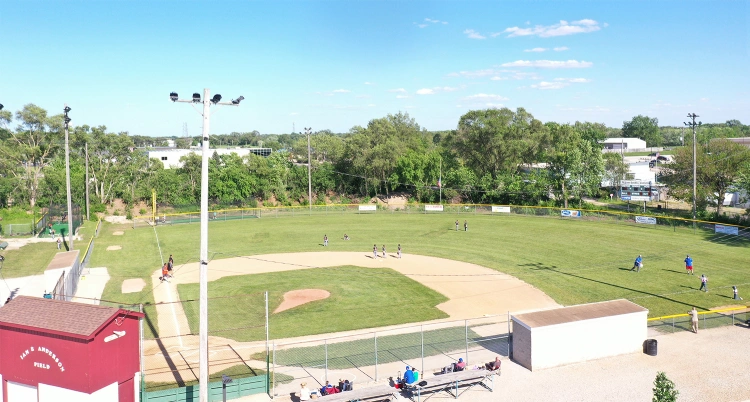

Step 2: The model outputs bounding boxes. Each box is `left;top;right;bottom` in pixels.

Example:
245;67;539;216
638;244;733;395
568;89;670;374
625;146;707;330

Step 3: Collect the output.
652;371;678;402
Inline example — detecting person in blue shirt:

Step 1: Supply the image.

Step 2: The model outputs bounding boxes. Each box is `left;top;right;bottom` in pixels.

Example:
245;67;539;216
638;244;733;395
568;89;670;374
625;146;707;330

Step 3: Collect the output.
402;366;415;387
631;255;643;272
685;255;694;275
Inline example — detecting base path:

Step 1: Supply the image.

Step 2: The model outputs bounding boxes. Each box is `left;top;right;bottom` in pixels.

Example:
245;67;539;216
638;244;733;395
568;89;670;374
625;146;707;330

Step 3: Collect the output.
160;251;560;320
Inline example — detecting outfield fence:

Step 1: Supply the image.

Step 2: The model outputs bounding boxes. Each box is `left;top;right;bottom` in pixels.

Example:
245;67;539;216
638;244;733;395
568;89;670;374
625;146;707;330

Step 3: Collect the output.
647;306;750;335
132;203;750;238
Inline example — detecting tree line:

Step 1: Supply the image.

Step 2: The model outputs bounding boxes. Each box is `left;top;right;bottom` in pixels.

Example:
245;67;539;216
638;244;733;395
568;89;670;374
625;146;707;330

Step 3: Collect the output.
1;104;749;220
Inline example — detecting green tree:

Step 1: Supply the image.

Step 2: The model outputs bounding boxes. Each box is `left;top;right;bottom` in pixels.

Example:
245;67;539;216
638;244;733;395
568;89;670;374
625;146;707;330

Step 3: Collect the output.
622;115;660;147
662;140;750;215
0;104;63;207
545;123;604;208
450;108;548;181
603;152;629;191
652;371;678;402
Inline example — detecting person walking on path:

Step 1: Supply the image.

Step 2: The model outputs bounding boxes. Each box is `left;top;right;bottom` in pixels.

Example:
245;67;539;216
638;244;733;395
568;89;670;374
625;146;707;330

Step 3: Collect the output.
397;244;402;259
382;244;387;259
685;254;694;274
631;255;643;272
699;274;708;292
464;220;468;231
161;263;170;282
455;220;459;231
323;234;328;247
733;285;743;300
167;254;174;277
689;307;699;333
56;236;62;250
373;244;378;259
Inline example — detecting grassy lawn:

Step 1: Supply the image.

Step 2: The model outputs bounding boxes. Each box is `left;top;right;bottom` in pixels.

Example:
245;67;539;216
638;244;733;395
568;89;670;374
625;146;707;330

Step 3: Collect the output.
0;219;99;279
66;211;750;340
177;266;449;341
144;365;292;392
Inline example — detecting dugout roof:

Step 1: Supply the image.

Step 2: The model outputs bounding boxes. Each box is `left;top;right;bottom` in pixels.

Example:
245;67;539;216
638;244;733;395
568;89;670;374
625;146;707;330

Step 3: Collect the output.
513;299;647;329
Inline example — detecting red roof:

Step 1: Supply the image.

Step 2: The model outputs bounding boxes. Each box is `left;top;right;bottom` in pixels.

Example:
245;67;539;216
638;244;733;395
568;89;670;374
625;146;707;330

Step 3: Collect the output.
0;296;142;340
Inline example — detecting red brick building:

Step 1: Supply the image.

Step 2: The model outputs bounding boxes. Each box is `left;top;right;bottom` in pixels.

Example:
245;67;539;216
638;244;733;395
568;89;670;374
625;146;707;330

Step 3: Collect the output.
0;296;143;402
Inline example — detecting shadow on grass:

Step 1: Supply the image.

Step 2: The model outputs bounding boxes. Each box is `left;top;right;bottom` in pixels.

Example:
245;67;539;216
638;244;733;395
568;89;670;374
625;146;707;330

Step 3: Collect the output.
519;262;712;311
143;309;187;387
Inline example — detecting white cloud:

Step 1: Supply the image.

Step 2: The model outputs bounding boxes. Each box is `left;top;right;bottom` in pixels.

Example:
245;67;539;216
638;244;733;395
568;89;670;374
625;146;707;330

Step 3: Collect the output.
364;82;375;85
503;19;603;38
559;106;610;112
396;95;410;99
490;76;507;81
415;23;428;28
524;47;548;52
553;77;591;83
500;60;593;68
388;88;407;93
289;112;299;116
417;18;448;28
531;81;569;90
700;97;709;101
447;69;497;78
416;86;462;95
485;103;505;108
463;93;510;101
554;46;569;51
332;89;351;93
356;94;371;98
368;104;376;107
464;29;486;39
425;18;447;24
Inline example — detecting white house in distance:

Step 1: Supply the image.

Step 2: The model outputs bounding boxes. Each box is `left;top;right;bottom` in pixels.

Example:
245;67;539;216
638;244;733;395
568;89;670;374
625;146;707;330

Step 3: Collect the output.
601;137;648;151
146;147;272;169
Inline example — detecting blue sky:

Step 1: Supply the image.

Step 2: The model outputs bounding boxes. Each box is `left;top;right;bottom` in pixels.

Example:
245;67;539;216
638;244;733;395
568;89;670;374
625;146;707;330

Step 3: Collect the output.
1;0;748;137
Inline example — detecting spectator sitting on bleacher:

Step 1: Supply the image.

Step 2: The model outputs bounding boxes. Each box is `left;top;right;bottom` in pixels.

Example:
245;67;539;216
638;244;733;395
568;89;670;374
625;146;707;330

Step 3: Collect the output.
485;356;501;371
455;358;466;371
321;381;338;395
401;366;415;388
412;368;419;382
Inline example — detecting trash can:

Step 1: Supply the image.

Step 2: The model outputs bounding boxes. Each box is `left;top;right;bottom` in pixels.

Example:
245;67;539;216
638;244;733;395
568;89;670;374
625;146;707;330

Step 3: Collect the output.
645;339;658;356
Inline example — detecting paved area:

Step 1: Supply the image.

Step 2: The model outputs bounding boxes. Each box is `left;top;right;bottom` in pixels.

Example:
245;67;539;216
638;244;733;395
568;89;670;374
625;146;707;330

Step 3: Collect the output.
265;324;750;402
71;267;110;304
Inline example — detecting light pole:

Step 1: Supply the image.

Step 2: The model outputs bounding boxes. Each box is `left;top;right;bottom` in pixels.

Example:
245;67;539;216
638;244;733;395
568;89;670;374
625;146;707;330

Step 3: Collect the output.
63;106;73;250
305;127;312;211
685;113;701;228
169;89;243;402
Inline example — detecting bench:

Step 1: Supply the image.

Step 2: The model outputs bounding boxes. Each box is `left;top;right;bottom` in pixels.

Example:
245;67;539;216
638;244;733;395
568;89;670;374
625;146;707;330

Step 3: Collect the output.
0;242;7;250
406;369;497;402
322;384;399;402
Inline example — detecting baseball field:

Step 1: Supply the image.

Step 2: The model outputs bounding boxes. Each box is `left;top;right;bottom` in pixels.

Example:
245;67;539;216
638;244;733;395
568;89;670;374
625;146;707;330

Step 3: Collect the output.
76;210;750;343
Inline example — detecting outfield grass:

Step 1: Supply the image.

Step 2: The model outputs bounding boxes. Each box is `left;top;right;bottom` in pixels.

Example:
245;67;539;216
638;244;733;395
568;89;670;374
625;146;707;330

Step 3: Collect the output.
0;220;98;279
177;266;449;341
80;212;750;339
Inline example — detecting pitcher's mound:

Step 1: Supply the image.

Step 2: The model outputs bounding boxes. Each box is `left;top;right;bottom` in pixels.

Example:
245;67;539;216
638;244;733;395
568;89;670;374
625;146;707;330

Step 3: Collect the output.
122;278;146;293
107;245;122;251
113;231;125;236
274;289;331;314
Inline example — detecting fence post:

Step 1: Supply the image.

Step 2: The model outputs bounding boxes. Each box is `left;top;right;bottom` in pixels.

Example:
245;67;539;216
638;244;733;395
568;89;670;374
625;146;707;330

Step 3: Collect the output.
464;320;469;364
325;339;328;383
421;325;424;374
671;317;675;333
732;312;734;326
374;332;378;382
272;342;276;398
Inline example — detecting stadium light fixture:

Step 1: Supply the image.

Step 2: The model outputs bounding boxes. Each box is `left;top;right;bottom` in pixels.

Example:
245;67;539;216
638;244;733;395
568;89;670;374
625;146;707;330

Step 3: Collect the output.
168;88;244;402
0;104;4;111
63;104;74;250
231;96;244;105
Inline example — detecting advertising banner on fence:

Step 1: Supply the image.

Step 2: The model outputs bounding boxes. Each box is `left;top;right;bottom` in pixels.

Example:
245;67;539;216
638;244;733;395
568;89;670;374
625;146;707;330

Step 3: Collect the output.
491;206;511;213
560;210;581;217
424;205;444;212
358;205;377;211
715;224;739;235
635;216;657;225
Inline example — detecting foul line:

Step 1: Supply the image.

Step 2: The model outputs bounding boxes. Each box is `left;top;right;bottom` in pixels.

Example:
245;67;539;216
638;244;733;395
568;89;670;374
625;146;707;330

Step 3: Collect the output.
150;221;182;347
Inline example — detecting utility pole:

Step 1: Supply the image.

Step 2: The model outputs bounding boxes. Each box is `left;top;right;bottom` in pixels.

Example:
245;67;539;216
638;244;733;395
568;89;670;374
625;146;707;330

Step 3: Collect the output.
169;90;243;402
685;113;701;229
63;105;73;250
85;142;90;222
305;127;312;211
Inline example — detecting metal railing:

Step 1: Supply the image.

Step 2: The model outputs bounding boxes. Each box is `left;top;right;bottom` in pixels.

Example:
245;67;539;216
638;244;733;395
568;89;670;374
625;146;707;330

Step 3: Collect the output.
270;315;509;398
647;306;749;334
